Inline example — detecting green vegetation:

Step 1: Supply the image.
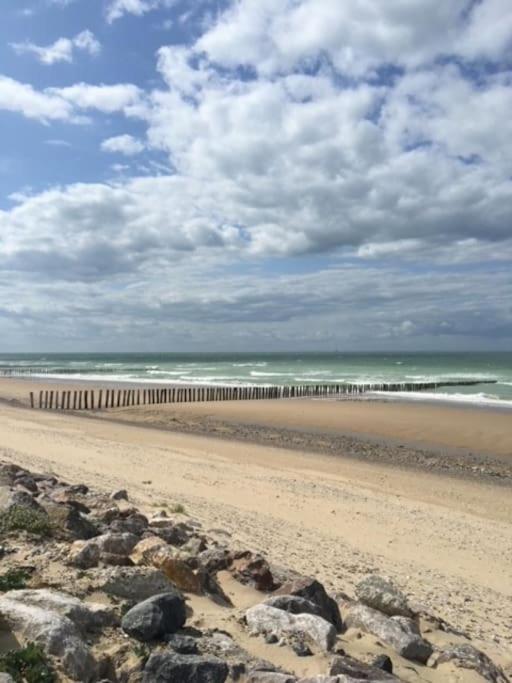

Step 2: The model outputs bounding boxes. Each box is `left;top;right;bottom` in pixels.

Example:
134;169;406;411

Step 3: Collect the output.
0;643;55;682
169;503;186;514
0;568;30;592
0;506;52;537
133;643;150;665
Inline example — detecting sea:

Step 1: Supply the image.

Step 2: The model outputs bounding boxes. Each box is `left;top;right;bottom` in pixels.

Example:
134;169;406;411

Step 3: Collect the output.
1;352;512;409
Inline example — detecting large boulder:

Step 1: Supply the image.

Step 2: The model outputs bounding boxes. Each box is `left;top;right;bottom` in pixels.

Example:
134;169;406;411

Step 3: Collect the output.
274;577;342;631
41;501;98;540
0;590;102;681
142;652;228;683
429;644;508;683
131;536;168;566
344;603;432;663
152;548;203;594
92;566;174;600
355;576;412;618
329;655;398;680
246;603;336;652
121;590;186;641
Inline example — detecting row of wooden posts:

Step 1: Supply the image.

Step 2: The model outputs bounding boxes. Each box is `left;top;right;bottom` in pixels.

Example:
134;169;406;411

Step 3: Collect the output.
30;383;362;410
28;378;496;411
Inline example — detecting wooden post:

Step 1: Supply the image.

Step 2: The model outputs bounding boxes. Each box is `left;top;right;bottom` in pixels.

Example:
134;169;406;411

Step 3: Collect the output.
49;391;54;409
91;391;95;410
98;390;103;410
29;392;34;409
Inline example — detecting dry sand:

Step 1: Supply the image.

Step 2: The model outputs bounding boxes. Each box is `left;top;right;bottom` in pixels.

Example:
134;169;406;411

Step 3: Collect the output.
0;394;511;677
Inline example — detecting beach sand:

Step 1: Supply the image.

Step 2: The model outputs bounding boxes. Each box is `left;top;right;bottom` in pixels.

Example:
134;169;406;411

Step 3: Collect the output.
0;382;511;677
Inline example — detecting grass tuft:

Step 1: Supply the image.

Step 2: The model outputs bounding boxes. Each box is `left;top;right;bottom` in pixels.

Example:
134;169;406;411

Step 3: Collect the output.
0;568;30;592
169;503;186;514
0;507;52;538
0;643;55;682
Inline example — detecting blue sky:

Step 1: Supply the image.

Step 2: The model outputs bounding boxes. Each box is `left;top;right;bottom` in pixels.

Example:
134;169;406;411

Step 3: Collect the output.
0;0;511;351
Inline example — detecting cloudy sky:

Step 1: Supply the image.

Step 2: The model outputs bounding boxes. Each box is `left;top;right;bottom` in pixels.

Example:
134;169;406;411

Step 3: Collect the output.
0;0;511;352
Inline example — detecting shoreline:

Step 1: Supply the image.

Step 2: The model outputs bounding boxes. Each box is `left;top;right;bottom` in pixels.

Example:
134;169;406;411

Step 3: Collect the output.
1;374;511;412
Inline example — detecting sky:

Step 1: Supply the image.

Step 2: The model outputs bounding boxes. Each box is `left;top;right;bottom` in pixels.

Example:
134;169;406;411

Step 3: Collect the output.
0;0;511;352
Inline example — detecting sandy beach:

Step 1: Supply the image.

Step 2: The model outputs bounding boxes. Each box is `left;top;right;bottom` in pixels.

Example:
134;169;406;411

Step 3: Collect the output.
0;377;511;679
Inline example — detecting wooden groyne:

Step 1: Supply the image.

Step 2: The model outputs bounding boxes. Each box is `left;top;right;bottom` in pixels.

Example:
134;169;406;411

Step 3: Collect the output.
22;379;497;411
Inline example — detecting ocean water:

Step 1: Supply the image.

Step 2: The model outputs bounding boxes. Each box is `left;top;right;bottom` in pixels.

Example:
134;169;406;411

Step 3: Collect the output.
1;352;512;408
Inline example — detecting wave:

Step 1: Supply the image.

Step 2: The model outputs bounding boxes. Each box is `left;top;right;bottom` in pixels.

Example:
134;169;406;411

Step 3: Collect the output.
369;390;512;408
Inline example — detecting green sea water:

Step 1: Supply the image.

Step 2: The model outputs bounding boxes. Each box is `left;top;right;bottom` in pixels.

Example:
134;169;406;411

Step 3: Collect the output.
1;352;512;408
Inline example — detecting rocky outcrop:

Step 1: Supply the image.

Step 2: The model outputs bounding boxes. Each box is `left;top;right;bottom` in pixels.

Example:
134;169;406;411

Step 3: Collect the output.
429;644;509;683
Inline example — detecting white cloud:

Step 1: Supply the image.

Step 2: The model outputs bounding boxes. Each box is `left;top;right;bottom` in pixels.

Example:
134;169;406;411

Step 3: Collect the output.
101;134;145;155
50;82;143;113
10;30;101;65
106;0;176;23
0;75;75;122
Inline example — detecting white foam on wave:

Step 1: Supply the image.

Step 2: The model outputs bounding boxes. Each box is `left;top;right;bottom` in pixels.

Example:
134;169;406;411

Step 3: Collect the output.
369;390;512;408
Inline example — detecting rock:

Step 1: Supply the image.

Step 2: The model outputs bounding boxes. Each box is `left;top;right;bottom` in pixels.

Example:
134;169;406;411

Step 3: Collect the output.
0;589;116;631
274;577;342;631
131;536;168;565
429;644;508;683
372;655;394;674
121;590;186;641
14;475;38;493
247;674;296;683
8;489;44;512
153;548;204;594
264;595;324;619
0;590;99;681
355;575;413;618
198;547;233;573
49;489;91;514
230;551;276;591
42;502;98;540
246;604;336;652
109;512;148;536
167;633;200;654
330;654;398;680
0;674;15;683
111;489;128;501
69;540;101;568
95;531;139;555
291;639;312;657
143;652;228;683
92;566;174;600
65;483;89;495
150;519;193;546
344;603;432;663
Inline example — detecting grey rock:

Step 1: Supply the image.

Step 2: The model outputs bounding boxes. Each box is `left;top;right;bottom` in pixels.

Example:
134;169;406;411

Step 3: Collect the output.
372;655;393;674
14;475;38;493
0;589;116;631
111;489;128;500
42;501;98;540
167;633;199;654
274;577;342;631
95;531;139;555
430;644;508;683
330;654;398;680
143;652;228;683
344;603;432;663
265;595;324;619
69;539;101;569
0;590;98;681
0;674;16;683
355;575;412;618
247;674;296;683
121;590;186;641
246;604;336;652
8;489;44;512
198;547;232;573
93;566;174;600
109;512;148;536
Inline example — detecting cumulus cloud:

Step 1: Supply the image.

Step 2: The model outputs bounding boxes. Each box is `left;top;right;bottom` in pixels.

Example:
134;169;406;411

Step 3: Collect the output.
1;0;512;348
106;0;176;23
10;30;101;65
101;134;145;155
